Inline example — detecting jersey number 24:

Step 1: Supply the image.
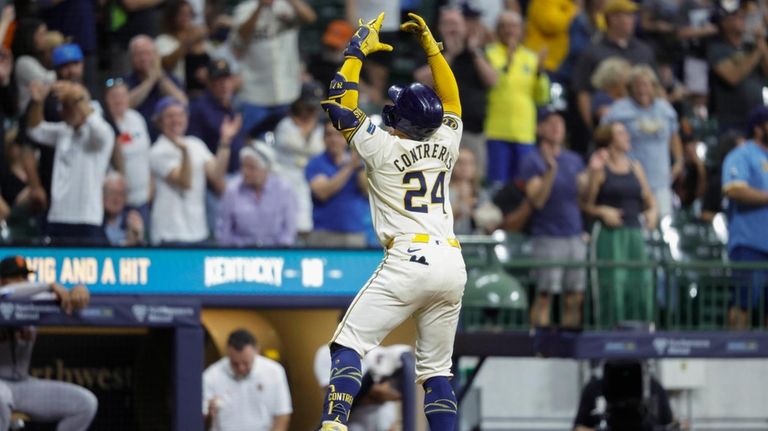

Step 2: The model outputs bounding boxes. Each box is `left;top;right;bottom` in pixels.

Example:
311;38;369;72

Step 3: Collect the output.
403;171;446;214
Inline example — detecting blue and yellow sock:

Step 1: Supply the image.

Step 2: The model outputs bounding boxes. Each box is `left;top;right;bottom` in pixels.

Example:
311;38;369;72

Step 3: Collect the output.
321;344;363;424
423;376;458;430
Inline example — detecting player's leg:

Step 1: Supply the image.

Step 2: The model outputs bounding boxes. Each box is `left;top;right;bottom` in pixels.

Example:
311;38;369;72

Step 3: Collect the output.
322;253;420;428
9;378;97;431
414;299;463;430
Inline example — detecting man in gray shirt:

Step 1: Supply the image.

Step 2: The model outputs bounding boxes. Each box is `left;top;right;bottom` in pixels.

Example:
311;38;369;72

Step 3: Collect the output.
0;256;97;430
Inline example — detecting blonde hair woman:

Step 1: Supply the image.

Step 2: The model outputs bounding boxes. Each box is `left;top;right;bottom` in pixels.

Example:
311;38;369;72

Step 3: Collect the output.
589;56;631;123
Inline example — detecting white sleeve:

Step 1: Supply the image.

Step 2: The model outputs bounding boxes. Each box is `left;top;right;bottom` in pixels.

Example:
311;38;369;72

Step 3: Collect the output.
348;117;392;169
202;370;213;415
27;121;64;147
155;34;179;57
433;113;463;145
191;137;215;164
272;364;293;416
149;144;178;179
84;112;116;151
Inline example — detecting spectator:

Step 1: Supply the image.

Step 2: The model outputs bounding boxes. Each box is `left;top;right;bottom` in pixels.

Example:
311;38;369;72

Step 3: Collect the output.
484;10;551;188
721;106;768;328
126;35;188;140
589;56;631;124
701;130;744;222
582;122;657;328
188;58;247;175
155;0;209;91
673;132;708;210
216;145;297;247
0;138;44;240
103;172;145;246
572;0;655;133
111;0;166;76
11;18;55;113
26;80;115;244
676;0;717;97
707;1;768;135
415;7;498;181
491;179;534;233
640;0;685;65
602;65;682;219
19;42;93;224
203;329;291;431
104;77;152;227
148;96;237;245
574;360;676;431
306;20;355;87
0;255;97;431
305;122;369;248
558;0;606;85
273;81;325;236
38;0;98;96
522;108;588;328
229;0;316;136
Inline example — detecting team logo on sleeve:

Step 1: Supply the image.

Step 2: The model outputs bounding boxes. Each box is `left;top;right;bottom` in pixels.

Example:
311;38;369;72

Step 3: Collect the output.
367;122;376;135
442;117;458;130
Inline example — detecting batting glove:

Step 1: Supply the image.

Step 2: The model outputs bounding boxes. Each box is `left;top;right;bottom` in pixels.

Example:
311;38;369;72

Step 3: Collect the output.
344;12;394;60
400;12;443;57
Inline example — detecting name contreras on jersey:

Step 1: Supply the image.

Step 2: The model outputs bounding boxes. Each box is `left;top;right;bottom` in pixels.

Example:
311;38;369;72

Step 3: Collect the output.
393;142;454;172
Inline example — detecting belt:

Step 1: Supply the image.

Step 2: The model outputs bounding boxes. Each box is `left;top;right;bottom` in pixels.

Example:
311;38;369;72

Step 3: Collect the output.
387;233;461;249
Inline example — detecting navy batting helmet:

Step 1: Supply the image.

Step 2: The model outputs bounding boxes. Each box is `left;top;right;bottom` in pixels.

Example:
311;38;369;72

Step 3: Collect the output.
382;83;443;141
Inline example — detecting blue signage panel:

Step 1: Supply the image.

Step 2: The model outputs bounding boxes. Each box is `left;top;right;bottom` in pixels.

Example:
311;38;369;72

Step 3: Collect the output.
0;247;384;296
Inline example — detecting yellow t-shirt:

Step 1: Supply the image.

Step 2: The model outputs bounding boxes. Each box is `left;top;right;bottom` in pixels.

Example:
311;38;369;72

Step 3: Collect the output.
484;43;550;143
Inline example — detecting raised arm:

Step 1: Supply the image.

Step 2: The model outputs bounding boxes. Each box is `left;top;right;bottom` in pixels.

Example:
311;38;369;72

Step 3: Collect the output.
401;13;461;117
321;13;393;140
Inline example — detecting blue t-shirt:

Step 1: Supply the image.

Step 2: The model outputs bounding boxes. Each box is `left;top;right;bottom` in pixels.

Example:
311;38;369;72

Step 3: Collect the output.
722;141;768;254
602;97;678;191
305;153;369;233
519;148;584;237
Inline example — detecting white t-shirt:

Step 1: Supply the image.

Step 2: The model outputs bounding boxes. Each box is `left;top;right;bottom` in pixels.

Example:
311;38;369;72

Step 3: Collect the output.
115;109;151;207
203;356;293;431
149;134;213;244
27;112;115;225
349;114;463;245
230;0;301;106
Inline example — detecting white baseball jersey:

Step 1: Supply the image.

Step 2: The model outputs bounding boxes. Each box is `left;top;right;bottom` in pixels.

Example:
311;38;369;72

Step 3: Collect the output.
349;113;464;246
332;113;467;384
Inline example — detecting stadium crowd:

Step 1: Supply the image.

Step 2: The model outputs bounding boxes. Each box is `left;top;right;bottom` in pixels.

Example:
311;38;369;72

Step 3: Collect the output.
0;0;766;327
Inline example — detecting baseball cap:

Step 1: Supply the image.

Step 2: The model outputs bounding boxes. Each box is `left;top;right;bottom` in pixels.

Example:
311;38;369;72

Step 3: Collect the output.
299;80;325;106
537;106;561;122
322;20;354;50
207;58;233;80
0;256;34;278
460;2;482;18
52;43;83;68
152;96;186;120
746;105;768;137
603;0;639;15
713;0;742;21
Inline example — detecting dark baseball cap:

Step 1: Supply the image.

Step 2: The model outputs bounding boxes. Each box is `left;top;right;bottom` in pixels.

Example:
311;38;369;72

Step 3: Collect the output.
537;106;561;122
208;58;233;80
0;256;34;278
747;105;768;137
299;80;324;105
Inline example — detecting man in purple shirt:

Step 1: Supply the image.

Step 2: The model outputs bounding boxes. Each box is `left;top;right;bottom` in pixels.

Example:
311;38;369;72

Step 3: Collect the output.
215;145;298;247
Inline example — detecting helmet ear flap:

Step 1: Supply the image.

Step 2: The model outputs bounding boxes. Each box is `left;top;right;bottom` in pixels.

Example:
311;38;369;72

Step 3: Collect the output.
382;105;398;128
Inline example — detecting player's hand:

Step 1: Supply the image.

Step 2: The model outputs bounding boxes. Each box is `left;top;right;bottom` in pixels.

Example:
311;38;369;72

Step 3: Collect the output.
50;283;73;315
401;12;442;57
600;206;623;228
344;12;394;60
69;285;90;311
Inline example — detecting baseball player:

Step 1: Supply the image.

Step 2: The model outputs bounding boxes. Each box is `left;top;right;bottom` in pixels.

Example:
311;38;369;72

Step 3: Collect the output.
318;12;466;431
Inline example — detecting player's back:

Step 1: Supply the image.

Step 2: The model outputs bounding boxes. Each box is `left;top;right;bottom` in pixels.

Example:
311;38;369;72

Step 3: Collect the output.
350;114;463;246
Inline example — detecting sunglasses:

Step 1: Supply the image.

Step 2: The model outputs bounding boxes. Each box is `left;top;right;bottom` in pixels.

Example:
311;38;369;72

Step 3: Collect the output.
105;77;125;89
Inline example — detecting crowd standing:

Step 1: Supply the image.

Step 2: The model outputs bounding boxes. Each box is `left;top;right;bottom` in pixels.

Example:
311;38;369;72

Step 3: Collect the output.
0;0;765;329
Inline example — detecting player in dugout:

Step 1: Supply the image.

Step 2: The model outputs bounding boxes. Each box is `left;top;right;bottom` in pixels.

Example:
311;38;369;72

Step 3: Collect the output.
318;11;466;431
0;255;97;431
